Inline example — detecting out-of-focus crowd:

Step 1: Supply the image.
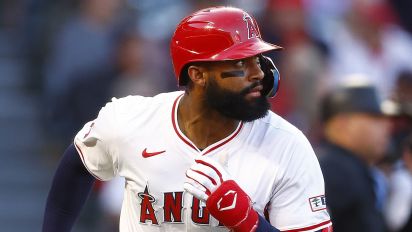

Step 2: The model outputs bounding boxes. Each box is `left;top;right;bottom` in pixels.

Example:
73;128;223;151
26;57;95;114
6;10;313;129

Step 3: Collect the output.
2;0;412;231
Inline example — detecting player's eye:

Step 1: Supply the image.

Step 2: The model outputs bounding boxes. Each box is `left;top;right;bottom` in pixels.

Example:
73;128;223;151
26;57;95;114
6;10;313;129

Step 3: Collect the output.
234;60;244;68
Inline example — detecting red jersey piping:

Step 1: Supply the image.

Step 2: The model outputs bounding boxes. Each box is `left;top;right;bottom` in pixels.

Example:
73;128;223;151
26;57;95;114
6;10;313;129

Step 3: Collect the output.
171;94;243;154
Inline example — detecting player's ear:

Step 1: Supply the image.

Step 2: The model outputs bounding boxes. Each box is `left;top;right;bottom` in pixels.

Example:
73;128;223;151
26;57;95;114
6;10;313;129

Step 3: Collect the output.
187;65;207;87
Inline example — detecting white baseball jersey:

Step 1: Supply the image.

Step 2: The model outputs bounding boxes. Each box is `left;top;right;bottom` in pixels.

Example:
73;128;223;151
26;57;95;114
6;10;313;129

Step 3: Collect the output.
74;91;331;231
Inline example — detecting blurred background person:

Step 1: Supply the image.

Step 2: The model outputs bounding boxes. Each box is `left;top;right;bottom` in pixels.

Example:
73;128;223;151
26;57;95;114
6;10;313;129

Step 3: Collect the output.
42;0;127;154
381;70;412;232
261;0;329;138
324;0;412;100
44;0;124;96
55;27;174;142
317;76;395;232
385;134;412;232
387;71;412;160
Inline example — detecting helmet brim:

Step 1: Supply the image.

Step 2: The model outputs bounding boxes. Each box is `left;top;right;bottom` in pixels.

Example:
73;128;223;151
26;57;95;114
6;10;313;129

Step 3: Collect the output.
210;38;282;61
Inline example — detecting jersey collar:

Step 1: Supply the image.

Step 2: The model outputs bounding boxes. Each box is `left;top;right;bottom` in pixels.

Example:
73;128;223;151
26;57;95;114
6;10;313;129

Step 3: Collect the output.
171;94;243;155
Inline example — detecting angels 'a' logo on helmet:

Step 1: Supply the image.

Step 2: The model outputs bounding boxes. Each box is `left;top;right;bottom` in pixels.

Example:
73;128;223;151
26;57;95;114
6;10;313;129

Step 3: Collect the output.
243;13;259;39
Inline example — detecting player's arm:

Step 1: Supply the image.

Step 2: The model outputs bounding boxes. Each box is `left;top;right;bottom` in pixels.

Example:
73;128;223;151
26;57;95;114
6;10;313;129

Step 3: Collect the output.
42;143;96;232
184;157;280;232
264;136;332;232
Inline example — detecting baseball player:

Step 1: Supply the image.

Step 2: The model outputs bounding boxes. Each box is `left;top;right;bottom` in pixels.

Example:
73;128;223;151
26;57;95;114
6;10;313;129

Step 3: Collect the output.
43;6;332;232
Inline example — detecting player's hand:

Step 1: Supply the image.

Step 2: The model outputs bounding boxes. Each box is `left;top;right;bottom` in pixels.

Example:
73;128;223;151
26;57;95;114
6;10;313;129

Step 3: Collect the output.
184;156;259;232
184;156;231;201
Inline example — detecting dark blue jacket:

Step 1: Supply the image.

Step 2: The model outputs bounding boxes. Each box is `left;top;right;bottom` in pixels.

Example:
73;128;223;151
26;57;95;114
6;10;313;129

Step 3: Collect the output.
318;142;387;232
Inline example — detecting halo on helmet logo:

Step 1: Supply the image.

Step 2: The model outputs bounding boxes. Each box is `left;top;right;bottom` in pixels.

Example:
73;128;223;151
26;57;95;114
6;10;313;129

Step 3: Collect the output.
242;12;259;39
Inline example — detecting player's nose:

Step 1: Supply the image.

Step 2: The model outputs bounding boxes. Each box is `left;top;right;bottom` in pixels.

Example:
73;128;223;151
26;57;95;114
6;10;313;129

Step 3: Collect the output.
247;61;264;82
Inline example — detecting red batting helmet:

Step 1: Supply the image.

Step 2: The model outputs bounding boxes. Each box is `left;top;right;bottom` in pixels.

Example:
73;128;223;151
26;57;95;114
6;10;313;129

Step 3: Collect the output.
170;6;282;87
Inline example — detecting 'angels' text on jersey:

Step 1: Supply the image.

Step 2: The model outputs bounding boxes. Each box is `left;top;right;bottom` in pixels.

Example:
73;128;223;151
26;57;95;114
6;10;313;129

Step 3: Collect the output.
137;186;227;227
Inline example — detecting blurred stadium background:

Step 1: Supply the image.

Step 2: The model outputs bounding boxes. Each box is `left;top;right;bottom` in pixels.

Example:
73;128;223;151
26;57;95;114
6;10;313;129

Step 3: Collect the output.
0;0;411;231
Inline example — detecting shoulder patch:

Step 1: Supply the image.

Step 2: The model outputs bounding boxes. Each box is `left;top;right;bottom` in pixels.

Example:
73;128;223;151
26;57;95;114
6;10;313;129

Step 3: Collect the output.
309;195;327;212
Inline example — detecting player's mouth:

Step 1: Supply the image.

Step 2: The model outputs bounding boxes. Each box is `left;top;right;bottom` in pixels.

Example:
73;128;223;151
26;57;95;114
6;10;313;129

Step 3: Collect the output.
245;85;263;98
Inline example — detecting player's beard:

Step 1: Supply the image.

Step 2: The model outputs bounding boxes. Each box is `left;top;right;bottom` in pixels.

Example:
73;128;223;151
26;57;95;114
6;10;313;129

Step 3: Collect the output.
205;77;270;122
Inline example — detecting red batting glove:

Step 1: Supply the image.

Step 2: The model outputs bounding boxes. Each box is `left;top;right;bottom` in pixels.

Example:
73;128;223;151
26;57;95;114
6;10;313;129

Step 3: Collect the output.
184;156;259;232
207;180;258;231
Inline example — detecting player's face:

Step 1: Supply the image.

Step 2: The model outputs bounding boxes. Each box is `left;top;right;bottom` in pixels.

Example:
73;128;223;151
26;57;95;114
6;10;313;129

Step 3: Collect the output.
204;56;270;122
